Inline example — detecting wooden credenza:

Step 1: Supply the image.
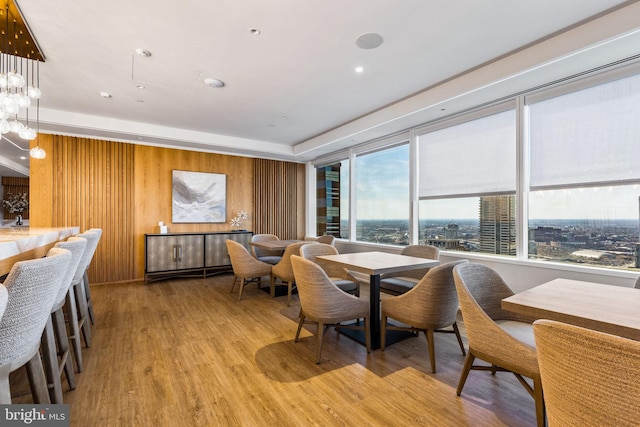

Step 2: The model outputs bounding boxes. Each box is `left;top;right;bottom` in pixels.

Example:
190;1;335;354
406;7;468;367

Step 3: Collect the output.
144;231;252;283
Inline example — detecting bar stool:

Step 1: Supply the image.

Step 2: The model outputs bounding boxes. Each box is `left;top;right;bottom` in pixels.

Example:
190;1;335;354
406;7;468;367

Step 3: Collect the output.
41;237;86;403
0;285;7;323
0;248;71;403
85;228;102;325
74;231;99;350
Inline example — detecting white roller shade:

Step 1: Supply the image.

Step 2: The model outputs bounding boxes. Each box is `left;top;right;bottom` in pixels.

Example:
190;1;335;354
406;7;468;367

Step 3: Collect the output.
529;72;640;190
418;110;516;199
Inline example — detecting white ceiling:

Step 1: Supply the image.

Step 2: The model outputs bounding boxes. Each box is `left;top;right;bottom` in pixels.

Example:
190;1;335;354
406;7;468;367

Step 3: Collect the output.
1;0;639;177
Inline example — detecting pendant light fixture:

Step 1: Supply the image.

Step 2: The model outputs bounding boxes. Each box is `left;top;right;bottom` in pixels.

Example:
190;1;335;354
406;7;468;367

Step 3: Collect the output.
0;0;45;159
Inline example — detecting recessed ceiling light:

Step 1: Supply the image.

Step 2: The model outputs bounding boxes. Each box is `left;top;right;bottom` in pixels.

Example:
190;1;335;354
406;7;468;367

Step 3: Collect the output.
249;28;261;36
355;66;364;73
99;91;112;98
135;48;152;57
204;78;225;88
19;156;26;160
136;84;146;89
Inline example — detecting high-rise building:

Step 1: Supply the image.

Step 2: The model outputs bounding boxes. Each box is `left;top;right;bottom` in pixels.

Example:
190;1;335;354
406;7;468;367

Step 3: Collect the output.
479;195;516;255
316;164;341;237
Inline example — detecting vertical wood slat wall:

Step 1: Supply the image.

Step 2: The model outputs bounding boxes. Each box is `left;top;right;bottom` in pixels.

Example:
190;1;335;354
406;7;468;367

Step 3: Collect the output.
30;134;305;283
253;159;299;239
1;176;29;220
50;135;136;284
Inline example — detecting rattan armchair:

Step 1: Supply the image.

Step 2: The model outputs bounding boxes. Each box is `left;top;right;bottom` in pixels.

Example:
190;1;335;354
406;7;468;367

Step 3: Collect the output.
270;241;308;306
452;262;545;427
533;320;640;427
291;255;370;364
534;319;640;426
315;235;335;246
381;260;467;373
251;234;283;265
380;245;440;295
299;243;359;296
227;239;273;300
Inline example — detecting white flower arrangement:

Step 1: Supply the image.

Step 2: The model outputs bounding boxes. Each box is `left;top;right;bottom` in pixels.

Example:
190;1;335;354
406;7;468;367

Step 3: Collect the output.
2;192;29;214
230;210;248;230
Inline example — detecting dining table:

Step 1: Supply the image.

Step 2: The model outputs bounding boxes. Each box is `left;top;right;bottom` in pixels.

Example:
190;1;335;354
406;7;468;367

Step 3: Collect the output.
316;251;440;349
502;278;640;340
249;239;305;252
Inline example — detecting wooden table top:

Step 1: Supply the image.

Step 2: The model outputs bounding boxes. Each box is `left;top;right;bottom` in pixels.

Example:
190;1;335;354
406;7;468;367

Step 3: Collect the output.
317;251;440;276
502;278;640;340
249;239;305;251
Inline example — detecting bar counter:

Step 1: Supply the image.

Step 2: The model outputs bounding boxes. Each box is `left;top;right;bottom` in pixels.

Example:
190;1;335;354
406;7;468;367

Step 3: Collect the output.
0;226;79;275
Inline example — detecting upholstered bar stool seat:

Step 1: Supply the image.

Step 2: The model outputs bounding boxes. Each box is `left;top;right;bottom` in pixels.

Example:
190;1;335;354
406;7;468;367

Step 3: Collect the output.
0;249;71;404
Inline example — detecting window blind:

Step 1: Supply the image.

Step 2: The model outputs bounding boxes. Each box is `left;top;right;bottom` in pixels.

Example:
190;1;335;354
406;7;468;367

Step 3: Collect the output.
529;72;640;190
418;110;516;199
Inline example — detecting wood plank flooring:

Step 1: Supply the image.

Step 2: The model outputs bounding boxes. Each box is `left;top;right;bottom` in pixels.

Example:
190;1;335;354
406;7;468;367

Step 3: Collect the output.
12;274;537;426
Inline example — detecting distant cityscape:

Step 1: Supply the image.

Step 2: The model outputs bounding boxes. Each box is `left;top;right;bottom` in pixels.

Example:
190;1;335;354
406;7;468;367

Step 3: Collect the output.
317;165;640;271
342;217;640;271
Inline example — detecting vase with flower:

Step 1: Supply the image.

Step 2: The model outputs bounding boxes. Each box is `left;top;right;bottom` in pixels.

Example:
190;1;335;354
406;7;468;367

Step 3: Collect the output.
2;192;28;226
230;210;248;231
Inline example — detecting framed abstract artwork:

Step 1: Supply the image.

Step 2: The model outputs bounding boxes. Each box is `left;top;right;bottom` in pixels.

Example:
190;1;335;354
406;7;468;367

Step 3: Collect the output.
172;170;226;223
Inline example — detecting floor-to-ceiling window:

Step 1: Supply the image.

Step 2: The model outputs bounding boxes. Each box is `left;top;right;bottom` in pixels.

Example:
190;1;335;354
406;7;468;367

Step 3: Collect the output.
313;61;640;272
527;69;640;270
355;143;409;245
417;106;517;256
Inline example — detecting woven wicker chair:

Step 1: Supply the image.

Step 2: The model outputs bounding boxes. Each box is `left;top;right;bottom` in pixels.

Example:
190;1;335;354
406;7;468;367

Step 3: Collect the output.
533;319;640;426
381;260;468;373
299;243;359;296
41;237;87;403
452;262;545;427
85;227;103;325
380;245;440;295
315;235;335;246
0;248;71;404
227;239;273;300
251;234;283;265
74;231;100;349
270;242;308;306
291;255;370;364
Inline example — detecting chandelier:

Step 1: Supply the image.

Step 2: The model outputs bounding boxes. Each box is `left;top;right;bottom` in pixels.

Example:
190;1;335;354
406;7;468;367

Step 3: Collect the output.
0;0;45;158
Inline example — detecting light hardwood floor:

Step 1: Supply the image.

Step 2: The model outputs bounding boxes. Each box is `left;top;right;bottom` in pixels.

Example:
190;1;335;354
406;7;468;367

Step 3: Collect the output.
12;274;537;426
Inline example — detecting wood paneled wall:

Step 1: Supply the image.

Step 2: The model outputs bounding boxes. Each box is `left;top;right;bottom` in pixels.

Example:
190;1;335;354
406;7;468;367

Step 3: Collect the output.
30;134;136;284
30;134;305;284
253;159;301;240
132;145;255;279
